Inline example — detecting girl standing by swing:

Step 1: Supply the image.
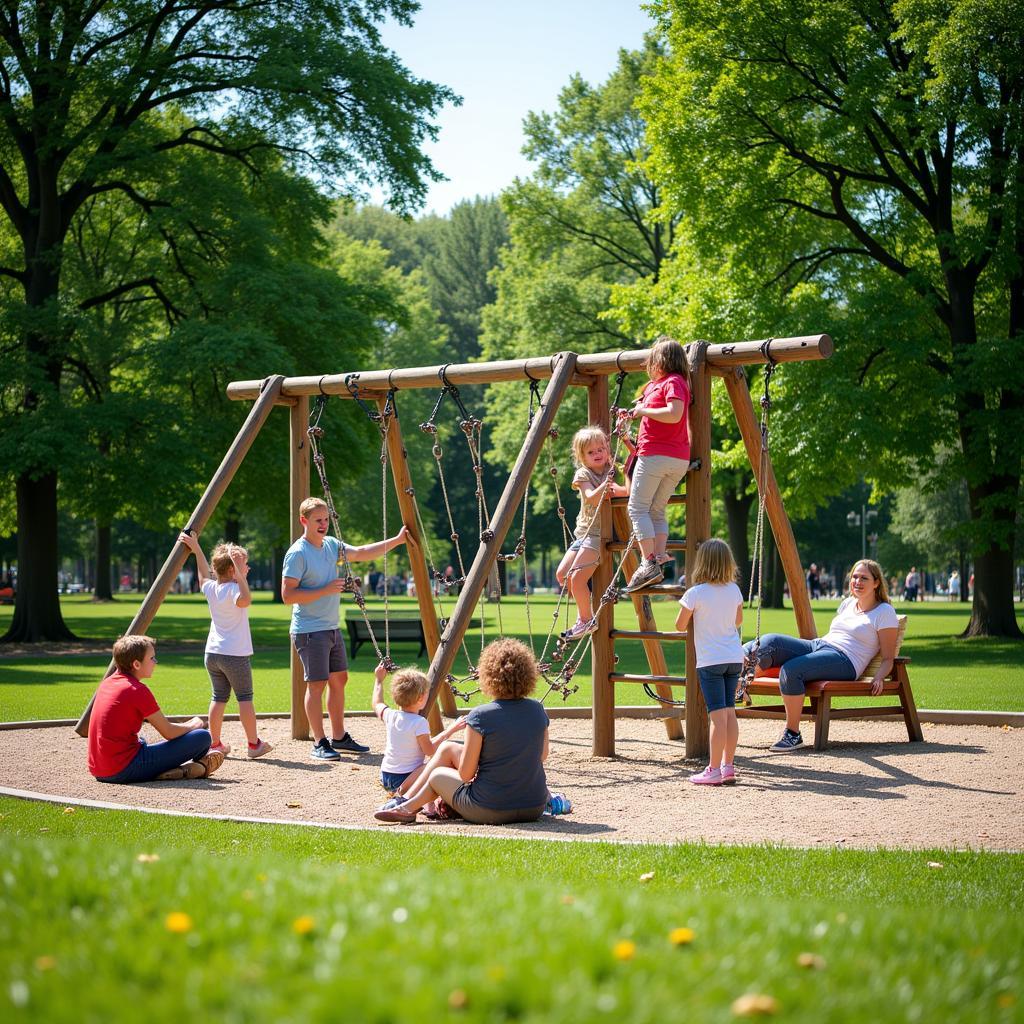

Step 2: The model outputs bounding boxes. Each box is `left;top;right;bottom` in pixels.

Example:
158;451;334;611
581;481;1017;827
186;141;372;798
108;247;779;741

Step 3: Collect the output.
618;337;692;592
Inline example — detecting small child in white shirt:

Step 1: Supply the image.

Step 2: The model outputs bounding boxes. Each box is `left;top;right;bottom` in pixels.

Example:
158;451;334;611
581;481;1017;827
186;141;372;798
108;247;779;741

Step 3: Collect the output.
372;662;466;796
179;530;272;759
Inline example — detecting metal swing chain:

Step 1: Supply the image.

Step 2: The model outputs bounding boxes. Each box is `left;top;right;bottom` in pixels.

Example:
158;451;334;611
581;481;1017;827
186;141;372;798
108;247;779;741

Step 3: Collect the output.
307;394;393;669
737;341;777;705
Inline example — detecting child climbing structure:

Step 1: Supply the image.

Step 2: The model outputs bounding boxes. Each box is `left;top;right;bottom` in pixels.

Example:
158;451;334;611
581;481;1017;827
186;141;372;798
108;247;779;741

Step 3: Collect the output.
75;336;832;761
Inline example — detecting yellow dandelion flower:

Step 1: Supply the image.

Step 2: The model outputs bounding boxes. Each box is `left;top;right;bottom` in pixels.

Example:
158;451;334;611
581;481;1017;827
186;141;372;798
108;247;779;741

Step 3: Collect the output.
796;952;826;970
669;927;695;946
62;807;75;815
731;993;779;1017
136;853;160;863
292;915;315;936
165;912;193;934
612;940;636;961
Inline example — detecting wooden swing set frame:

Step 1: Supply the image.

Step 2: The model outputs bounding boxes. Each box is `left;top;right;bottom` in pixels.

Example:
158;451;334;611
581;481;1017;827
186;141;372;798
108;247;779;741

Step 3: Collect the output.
75;334;832;760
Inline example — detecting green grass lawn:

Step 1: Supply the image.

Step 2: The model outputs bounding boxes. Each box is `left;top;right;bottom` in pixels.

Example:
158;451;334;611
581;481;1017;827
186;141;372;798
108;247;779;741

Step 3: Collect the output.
0;797;1020;1023
1;593;1022;721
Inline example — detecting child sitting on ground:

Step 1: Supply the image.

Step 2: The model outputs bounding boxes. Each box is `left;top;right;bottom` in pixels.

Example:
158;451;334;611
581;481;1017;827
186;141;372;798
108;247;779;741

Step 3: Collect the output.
373;661;466;797
179;530;272;758
88;634;224;783
555;426;631;640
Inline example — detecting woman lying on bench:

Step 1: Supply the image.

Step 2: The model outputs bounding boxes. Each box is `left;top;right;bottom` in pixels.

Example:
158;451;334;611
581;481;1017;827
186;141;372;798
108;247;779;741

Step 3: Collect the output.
743;558;899;753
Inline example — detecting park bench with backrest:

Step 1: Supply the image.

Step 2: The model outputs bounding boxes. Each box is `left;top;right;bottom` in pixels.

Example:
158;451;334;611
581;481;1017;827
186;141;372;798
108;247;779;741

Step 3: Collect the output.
738;615;923;750
345;610;427;659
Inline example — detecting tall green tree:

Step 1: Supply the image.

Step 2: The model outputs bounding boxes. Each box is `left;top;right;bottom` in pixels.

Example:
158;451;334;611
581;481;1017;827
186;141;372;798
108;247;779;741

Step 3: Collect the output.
0;0;454;641
643;0;1023;636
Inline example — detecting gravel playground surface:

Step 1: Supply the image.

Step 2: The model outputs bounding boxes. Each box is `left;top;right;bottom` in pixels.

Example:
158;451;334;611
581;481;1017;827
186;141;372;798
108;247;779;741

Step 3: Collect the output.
2;717;1021;851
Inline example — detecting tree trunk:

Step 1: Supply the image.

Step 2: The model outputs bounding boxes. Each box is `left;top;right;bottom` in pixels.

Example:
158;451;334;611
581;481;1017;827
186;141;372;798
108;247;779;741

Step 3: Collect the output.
723;474;754;593
962;541;1021;637
1;472;76;642
93;521;114;601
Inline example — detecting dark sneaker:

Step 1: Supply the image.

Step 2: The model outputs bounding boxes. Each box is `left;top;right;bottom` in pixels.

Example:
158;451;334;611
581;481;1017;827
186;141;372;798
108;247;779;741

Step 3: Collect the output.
331;732;370;754
311;738;341;761
770;730;804;753
624;558;663;593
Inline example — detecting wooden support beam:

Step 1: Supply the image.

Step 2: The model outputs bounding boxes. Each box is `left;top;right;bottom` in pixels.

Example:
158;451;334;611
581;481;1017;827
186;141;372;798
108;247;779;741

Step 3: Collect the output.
422;352;578;712
378;396;455;731
684;346;712;760
588;379;616;757
75;376;286;737
723;367;816;640
289;396;311;740
226;336;833;400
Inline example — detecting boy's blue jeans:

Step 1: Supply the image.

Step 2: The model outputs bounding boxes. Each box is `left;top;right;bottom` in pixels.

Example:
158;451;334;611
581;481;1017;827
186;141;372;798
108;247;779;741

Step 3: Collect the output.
743;634;856;696
97;729;212;783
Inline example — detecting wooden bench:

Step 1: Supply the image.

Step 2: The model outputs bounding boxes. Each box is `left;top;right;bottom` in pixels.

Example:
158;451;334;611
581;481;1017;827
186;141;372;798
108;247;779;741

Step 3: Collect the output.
736;616;923;750
345;612;427;659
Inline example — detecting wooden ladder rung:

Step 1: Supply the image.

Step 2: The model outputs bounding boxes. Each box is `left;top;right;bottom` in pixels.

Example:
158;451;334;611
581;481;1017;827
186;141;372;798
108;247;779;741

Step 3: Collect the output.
611;494;685;507
608;540;685;551
610;673;687;685
629;582;686;595
611;629;687;640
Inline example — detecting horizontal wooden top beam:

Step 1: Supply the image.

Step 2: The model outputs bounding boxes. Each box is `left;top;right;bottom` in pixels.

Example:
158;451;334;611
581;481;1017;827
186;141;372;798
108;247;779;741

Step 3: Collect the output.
225;335;832;400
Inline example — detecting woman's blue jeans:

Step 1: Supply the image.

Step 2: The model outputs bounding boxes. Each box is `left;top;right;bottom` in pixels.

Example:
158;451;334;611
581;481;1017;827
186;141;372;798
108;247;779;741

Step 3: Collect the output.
97;729;212;783
743;634;856;696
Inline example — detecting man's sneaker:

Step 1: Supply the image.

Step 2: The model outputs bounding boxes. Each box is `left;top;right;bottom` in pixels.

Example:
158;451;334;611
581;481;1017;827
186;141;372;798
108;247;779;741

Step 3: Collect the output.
770;730;804;753
311;738;341;761
209;741;231;756
688;765;723;785
720;764;737;785
331;733;370;754
562;617;597;641
624;558;663;593
247;739;273;759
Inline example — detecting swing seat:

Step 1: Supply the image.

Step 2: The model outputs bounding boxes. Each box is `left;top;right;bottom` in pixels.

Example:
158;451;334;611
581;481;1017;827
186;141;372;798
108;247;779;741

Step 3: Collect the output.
739;617;922;750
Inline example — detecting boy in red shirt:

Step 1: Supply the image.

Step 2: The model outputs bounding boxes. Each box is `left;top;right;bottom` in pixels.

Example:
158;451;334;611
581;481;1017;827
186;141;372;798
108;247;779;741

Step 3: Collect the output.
88;635;224;783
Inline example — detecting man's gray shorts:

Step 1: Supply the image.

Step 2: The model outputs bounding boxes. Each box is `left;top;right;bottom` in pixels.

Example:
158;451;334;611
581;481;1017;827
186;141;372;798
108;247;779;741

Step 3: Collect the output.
205;653;254;703
293;628;348;682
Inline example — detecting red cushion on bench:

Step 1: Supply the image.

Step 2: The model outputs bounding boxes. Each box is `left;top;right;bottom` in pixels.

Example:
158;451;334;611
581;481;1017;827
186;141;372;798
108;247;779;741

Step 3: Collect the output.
758;666;780;679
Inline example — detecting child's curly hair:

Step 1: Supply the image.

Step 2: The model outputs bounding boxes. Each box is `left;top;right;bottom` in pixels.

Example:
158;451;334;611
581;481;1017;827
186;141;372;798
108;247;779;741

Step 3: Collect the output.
477;638;538;700
211;543;246;580
391;668;429;709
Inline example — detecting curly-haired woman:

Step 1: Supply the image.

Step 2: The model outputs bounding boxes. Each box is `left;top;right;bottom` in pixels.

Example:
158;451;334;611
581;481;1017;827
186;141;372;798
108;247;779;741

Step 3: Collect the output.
374;638;549;825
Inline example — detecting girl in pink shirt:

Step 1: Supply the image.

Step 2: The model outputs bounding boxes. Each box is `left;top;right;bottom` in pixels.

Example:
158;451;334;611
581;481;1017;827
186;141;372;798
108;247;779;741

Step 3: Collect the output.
617;337;692;592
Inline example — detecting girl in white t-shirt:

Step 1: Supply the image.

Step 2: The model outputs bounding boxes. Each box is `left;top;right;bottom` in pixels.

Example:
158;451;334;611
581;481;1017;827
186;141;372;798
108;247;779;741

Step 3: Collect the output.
179;531;272;759
675;539;744;785
372;663;466;797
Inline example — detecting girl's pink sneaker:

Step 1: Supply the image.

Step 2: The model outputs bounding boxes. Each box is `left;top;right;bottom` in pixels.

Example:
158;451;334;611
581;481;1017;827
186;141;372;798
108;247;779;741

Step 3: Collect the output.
688;766;722;786
209;741;231;756
720;764;737;785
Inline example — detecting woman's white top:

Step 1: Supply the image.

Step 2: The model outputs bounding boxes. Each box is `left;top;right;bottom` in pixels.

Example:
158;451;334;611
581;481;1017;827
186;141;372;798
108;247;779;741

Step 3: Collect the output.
822;597;899;676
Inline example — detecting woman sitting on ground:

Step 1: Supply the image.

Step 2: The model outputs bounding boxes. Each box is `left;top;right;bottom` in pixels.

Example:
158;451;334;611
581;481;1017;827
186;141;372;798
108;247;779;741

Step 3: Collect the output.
743;558;899;753
374;637;549;825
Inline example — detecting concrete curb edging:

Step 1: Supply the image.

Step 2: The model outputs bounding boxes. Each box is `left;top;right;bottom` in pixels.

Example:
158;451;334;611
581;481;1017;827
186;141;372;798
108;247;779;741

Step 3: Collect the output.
1;708;1022;731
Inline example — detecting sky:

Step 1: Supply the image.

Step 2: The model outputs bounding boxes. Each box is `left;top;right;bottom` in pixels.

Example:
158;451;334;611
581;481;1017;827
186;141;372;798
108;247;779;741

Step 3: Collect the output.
378;2;656;215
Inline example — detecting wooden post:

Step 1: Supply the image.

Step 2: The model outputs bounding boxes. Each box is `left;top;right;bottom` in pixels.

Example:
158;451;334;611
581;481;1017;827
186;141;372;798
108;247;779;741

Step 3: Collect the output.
685;346;712;760
723;366;816;639
290;395;311;740
378;395;454;732
423;352;578;712
588;380;616;756
74;376;286;736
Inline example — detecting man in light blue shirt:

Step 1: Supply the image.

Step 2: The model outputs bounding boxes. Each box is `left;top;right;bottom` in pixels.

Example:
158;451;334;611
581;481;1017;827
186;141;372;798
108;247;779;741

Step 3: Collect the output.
282;497;410;760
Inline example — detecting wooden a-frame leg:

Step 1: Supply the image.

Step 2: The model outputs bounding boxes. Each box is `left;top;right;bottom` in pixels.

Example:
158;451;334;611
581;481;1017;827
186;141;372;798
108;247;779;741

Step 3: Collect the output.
813;694;831;751
897;663;924;742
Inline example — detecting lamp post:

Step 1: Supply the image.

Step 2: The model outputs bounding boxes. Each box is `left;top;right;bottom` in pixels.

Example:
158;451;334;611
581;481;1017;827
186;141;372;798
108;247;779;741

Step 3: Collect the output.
846;504;878;560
